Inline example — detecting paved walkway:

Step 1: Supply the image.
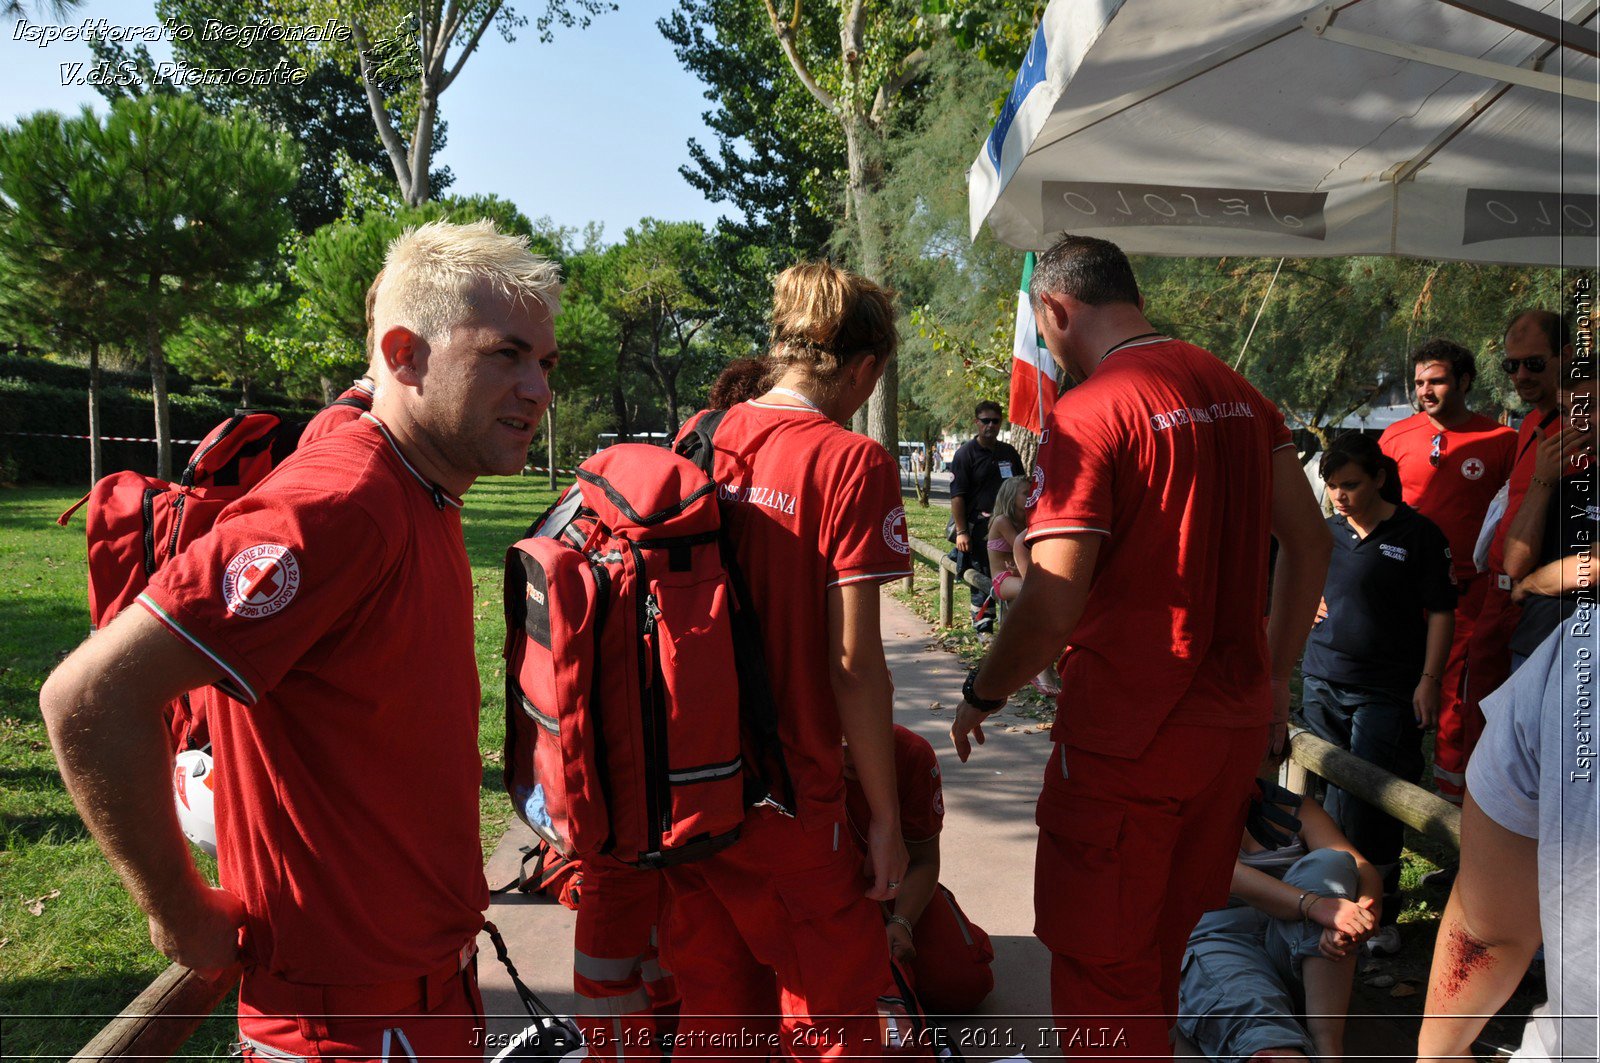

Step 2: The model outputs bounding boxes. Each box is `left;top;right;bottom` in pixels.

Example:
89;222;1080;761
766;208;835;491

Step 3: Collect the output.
473;592;1412;1062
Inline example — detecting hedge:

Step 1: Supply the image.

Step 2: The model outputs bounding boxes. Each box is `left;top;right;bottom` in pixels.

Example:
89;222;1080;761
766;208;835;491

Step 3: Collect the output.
0;356;320;485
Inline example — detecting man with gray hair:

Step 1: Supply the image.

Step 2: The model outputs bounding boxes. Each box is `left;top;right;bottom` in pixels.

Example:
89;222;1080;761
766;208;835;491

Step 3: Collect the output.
950;234;1330;1058
41;219;561;1059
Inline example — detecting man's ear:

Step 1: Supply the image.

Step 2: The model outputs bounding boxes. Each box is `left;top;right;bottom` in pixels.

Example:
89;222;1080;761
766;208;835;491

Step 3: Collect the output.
1036;291;1069;332
379;326;426;387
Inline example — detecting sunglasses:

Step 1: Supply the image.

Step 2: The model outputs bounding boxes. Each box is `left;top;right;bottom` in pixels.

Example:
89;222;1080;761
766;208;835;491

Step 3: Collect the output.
1429;432;1445;468
1501;355;1548;375
977;417;1001;425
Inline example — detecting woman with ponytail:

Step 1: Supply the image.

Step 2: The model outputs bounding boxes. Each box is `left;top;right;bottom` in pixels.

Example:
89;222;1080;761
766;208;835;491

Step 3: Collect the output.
665;262;917;1059
1299;431;1457;956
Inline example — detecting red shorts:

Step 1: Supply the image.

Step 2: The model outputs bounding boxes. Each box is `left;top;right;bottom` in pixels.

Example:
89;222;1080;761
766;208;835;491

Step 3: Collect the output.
237;955;484;1063
1035;723;1263;1060
661;809;921;1062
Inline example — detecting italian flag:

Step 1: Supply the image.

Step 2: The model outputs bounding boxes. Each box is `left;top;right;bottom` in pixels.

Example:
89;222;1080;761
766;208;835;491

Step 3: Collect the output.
1008;252;1057;435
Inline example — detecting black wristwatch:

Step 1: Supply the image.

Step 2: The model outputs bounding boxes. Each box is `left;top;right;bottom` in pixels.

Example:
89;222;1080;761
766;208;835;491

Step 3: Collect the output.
962;668;1007;714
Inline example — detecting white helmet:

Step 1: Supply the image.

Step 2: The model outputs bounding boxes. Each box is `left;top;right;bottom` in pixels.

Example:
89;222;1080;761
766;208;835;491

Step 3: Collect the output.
173;749;218;856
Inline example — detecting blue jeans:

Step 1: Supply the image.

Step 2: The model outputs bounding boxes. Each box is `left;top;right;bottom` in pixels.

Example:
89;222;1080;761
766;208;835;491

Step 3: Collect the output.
1299;676;1422;894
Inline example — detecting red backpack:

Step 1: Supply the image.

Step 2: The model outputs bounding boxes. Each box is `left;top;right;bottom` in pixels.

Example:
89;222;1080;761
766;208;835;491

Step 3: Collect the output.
502;424;791;868
59;386;373;751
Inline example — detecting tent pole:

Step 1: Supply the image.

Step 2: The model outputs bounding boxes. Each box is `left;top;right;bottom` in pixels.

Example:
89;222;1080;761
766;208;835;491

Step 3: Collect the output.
1234;258;1285;371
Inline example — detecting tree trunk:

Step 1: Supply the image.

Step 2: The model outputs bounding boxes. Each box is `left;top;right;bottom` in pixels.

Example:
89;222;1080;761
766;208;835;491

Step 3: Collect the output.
147;302;172;481
240;377;253;409
407;87;437;207
87;339;102;485
319;376;337;406
842;116;896;454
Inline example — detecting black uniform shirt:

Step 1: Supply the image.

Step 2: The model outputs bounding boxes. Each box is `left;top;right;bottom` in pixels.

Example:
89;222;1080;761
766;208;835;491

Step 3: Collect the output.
1303;503;1458;693
950;437;1025;520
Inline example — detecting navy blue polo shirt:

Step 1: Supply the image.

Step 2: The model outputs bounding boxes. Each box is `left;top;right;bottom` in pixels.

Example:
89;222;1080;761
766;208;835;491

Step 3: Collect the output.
1303;503;1458;693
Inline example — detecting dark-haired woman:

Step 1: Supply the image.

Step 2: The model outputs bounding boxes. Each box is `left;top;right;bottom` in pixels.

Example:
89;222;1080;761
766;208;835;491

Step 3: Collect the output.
1299;432;1456;956
665;262;915;1060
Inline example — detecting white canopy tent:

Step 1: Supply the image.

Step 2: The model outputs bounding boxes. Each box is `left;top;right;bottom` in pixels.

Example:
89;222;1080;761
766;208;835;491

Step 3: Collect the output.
969;0;1599;267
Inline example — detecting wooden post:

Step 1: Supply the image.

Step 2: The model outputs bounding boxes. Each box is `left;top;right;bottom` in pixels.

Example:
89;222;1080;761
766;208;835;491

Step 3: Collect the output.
901;569;913;593
70;964;236;1063
938;565;953;628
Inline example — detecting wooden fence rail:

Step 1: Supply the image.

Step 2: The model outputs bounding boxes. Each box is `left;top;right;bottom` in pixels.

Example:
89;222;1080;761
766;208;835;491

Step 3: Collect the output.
904;534;987;628
1287;727;1462;851
69;964;236;1062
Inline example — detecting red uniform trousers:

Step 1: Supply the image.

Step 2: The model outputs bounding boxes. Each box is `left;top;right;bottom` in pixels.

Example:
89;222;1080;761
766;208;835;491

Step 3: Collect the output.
574;860;680;1062
903;886;994;1015
1035;722;1263;1061
661;808;920;1062
237;950;484;1063
1442;580;1522;803
1436;574;1486;777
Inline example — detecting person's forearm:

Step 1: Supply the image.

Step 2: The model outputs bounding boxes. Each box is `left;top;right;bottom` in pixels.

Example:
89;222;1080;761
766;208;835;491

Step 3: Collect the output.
1418;898;1541;1062
41;669;210;923
892;847;941;926
973;545;1090;698
1230;861;1311;921
833;667;901;833
1501;480;1553;580
1267;538;1330;686
1422;610;1454;679
950;496;968;533
1523;554;1593;598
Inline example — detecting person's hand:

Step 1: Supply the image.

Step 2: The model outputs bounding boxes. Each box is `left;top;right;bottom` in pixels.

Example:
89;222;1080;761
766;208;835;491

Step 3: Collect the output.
955;532;971;555
1532;424;1566;482
148;884;246;981
1511;577;1532;604
1307;894;1377;941
1413;675;1441;729
951;702;989;763
862;818;908;903
886;918;916;962
1317;925;1355;960
1314;597;1328;625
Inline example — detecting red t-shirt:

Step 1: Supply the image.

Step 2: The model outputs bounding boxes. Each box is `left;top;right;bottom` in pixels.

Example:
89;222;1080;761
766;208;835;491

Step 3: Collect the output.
139;414;487;986
1378;411;1514;580
682;400;913;828
1488;409;1565;574
1023;337;1293;759
844;725;943;846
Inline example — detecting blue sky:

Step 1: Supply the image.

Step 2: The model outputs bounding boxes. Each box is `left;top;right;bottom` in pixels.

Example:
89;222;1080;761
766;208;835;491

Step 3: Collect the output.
0;1;730;239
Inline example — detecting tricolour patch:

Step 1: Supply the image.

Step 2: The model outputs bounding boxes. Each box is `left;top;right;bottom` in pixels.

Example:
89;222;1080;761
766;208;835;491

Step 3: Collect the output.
882;506;910;554
223;544;301;618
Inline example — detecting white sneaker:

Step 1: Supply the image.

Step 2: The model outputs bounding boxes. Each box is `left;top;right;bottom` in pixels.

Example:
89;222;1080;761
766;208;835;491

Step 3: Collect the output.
1365;925;1402;956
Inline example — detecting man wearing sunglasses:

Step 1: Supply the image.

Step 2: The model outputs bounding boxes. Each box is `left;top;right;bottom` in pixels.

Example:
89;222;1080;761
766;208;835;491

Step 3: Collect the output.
1377;339;1515;819
1433;311;1572;822
949;400;1024;630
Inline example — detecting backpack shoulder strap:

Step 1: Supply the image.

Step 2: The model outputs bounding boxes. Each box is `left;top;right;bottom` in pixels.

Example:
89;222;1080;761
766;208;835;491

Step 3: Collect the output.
674;408;729;478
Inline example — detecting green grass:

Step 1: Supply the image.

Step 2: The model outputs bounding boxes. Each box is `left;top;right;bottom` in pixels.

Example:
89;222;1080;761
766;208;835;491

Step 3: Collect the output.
0;475;563;1060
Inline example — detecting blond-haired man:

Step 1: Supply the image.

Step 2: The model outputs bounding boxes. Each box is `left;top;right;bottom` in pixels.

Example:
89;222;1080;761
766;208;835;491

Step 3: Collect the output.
41;220;560;1060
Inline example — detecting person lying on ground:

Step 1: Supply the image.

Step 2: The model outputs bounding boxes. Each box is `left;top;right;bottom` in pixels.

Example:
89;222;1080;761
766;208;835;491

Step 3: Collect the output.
1177;769;1382;1063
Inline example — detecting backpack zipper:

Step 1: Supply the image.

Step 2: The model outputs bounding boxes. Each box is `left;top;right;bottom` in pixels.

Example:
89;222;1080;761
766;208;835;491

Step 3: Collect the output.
181;413;246;487
628;542;671;855
140;487;160;577
166;493;187;557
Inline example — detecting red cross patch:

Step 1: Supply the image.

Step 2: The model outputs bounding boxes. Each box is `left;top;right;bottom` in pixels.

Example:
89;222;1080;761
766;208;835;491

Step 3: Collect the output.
223;544;301;618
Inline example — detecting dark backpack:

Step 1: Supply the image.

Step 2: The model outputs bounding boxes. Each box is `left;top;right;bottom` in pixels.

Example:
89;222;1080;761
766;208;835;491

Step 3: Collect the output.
501;417;792;868
59;386;373;751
